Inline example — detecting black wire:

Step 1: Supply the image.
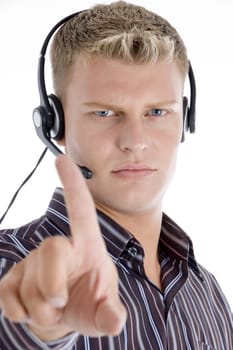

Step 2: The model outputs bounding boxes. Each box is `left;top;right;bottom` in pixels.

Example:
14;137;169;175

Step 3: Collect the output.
0;147;47;225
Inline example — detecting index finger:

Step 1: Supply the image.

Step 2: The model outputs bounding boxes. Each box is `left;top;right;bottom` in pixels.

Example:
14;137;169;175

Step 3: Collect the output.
55;154;102;244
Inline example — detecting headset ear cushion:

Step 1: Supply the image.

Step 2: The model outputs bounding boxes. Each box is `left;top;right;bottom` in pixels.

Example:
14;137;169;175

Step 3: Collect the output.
48;94;65;140
181;96;189;142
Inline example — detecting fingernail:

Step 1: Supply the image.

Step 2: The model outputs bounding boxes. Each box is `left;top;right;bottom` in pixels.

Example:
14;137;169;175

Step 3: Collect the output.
48;297;66;308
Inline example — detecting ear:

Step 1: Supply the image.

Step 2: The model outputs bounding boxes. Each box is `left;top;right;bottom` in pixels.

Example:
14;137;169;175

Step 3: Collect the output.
56;137;66;146
48;94;65;140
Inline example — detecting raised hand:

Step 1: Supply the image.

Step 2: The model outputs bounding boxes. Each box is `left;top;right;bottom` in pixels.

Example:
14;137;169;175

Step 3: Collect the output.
0;154;127;341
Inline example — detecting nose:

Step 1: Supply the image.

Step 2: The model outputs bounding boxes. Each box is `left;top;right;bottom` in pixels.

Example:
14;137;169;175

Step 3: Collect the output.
118;117;149;153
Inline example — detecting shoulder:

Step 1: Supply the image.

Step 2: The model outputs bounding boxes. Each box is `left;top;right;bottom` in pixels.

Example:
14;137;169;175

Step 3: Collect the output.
197;263;231;303
190;262;233;323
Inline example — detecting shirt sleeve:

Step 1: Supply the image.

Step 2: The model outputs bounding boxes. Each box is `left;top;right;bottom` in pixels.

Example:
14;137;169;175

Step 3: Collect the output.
0;312;79;350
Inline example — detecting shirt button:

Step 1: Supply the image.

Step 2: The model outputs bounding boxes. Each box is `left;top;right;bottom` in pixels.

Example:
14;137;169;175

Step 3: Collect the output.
128;246;138;257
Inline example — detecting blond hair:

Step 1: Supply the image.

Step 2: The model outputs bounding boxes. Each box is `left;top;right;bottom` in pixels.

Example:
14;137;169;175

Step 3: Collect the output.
51;1;189;97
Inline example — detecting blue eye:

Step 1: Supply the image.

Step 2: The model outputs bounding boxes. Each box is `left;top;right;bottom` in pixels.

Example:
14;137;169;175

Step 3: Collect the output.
150;108;166;117
95;110;114;117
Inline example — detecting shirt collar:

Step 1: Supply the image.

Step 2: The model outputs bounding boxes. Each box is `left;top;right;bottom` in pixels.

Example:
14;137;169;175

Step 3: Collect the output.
160;213;203;279
46;188;202;279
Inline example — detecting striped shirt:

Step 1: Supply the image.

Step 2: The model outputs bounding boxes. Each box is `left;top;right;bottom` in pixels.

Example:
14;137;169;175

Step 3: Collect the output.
0;187;232;349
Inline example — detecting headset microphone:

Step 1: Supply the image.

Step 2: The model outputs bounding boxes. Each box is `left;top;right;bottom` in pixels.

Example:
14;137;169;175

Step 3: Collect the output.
32;108;93;180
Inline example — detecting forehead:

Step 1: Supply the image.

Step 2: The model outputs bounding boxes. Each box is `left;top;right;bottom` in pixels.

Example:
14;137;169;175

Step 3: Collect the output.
65;56;184;104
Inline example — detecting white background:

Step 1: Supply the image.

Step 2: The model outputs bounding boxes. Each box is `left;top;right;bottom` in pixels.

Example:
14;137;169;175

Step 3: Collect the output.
0;0;232;308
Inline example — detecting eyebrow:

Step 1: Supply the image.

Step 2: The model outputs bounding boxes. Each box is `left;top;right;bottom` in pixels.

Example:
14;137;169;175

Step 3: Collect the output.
83;102;121;110
82;100;179;109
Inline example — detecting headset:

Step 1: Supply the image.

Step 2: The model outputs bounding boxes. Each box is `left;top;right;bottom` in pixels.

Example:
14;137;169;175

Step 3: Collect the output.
32;11;93;180
0;10;196;225
32;10;196;173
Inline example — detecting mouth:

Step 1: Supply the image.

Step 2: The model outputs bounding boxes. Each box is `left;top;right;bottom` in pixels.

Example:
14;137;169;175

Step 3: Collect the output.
112;163;156;178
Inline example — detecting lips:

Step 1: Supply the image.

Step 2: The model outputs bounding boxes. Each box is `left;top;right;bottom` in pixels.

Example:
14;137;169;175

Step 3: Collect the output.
112;163;156;177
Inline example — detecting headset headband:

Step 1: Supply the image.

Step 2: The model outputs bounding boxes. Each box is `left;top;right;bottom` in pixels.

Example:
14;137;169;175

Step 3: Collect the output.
37;10;196;135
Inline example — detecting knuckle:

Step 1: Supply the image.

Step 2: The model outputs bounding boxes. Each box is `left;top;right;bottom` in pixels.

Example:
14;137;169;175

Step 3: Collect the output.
0;280;8;298
19;282;35;302
30;304;61;327
41;236;70;254
0;289;28;322
3;308;28;323
19;287;60;327
0;274;16;298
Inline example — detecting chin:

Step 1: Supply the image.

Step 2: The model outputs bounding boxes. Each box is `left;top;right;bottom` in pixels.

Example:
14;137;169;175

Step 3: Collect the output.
101;194;164;216
90;175;169;213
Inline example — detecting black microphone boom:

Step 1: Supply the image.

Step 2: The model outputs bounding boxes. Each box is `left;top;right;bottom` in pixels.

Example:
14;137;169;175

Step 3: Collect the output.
32;109;93;179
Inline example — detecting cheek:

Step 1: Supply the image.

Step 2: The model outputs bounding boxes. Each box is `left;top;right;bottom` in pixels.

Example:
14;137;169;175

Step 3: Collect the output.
151;110;183;143
65;122;110;167
155;122;182;173
154;118;183;154
166;119;183;151
64;123;87;161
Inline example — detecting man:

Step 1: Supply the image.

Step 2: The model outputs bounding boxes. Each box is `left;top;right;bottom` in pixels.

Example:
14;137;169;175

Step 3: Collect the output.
0;1;232;349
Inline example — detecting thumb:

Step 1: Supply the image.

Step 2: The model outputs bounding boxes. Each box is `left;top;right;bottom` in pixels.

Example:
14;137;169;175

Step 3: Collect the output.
95;297;127;336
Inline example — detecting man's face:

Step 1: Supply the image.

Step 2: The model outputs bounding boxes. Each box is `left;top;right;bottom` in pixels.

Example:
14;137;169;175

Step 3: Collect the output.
61;56;184;216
